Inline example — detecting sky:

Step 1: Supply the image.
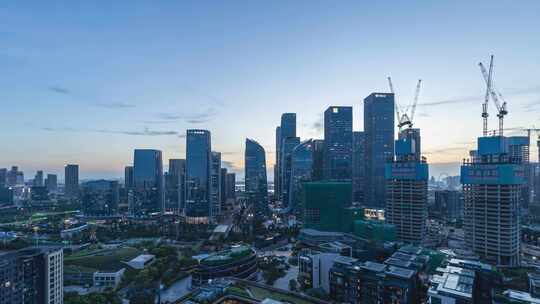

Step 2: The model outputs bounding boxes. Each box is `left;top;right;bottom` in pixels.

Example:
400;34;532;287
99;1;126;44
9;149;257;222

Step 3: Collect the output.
1;1;540;181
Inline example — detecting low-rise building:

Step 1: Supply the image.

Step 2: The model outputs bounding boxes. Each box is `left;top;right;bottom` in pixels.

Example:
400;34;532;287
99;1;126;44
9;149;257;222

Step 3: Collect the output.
127;254;156;269
428;265;475;304
93;268;125;289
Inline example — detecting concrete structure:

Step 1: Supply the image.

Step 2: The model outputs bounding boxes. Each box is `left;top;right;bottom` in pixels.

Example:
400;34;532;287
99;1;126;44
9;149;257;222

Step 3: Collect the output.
93;268;125;289
433;190;463;221
193;246;258;285
364;93;395;208
428;265;475;303
461;136;525;266
385;128;428;244
298;249;345;292
127;254;156;269
0;247;63;304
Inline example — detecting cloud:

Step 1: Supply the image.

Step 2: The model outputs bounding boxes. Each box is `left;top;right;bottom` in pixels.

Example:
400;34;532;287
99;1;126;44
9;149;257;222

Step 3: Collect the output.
41;126;183;137
153;108;218;124
420;84;540;108
221;160;242;172
94;102;135;109
423;146;469;155
48;86;71;95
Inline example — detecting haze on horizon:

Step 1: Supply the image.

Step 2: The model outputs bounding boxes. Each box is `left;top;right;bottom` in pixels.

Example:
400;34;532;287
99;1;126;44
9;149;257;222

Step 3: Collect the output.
1;1;540;181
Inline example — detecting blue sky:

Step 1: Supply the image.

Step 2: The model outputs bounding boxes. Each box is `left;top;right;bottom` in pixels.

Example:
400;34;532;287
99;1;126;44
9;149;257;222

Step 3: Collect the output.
1;1;540;180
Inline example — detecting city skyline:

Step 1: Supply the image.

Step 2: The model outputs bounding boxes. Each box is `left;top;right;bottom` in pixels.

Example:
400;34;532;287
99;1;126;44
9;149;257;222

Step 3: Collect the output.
2;1;540;180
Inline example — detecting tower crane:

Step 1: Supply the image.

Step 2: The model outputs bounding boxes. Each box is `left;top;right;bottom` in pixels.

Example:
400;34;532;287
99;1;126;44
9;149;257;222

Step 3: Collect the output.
387;77;422;130
479;55;508;136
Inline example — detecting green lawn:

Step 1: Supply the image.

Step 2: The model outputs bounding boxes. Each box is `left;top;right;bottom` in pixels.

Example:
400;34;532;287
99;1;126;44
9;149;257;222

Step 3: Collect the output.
246;285;314;304
64;247;142;271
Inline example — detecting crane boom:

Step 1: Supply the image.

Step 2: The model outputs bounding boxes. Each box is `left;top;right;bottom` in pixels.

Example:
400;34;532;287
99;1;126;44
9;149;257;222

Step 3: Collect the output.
409;79;422;124
387;76;401;126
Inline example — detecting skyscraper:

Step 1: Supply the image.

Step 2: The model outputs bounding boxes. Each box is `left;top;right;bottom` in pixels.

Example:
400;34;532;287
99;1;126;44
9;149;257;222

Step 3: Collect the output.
133;149;164;215
7;166;22;187
385;128;428;244
461;136;524;266
185;129;212;223
276;113;296;201
64;164;79;199
364;93;395;208
124;166;134;189
81;180;120;216
324;106;353;180
245;138;268;216
33;170;44;187
166;159;185;213
275;126;281;199
45;174;57;192
289;139;316;215
210;151;222;221
0;168;6;188
280;136;300;208
0;247;64;304
225;172;236;201
220;168;227;206
352;131;366;203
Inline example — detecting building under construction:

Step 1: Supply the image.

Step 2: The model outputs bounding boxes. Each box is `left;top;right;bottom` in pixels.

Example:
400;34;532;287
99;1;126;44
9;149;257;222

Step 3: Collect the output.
385;128;429;244
461;136;525;266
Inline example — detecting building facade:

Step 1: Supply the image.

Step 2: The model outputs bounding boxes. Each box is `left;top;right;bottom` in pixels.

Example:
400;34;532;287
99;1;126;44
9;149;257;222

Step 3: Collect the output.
81;180;120;216
461;136;524;266
185;130;212;223
364;93;395;208
210;152;222;222
166;159;185;214
245;138;268;216
324;106;353;180
352;131;366;203
385;128;428;245
289;139;316;216
133;149;164;215
64;164;79;199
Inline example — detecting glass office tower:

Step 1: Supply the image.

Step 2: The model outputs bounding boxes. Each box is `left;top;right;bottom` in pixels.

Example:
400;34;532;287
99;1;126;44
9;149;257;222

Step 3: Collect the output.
185;130;212;223
324;106;353;180
133;149;164;215
289;139;316;216
364;93;395;208
245;138;268;216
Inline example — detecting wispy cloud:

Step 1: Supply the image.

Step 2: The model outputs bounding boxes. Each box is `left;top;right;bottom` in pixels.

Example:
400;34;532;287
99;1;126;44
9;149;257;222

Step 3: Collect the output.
41;126;183;137
94;102;136;109
221;160;242;172
151;108;218;124
420;84;540;108
48;86;71;95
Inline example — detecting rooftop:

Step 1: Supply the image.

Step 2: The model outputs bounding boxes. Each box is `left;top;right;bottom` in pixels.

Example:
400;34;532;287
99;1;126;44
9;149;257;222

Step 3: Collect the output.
360;261;386;273
385;266;416;280
503;290;540;304
429;265;475;299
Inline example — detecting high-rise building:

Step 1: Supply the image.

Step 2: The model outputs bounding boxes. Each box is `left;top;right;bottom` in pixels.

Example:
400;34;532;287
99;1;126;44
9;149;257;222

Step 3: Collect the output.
461;136;524;266
276;113;296;201
33;170;44;187
7;166;22;187
0;168;7;188
133;149;164;215
166;159;185;213
0;247;64;304
220;168;227;206
0;168;6;188
508;136;531;208
124;166;134;189
364;93;395;208
385;128;428;244
323;106;353;180
64;164;79;199
45;174;57;192
245;138;268;216
312;139;325;181
210;151;222;221
280;136;300;208
81;180;120;216
225;172;236;201
289;139;316;215
275;126;281;200
185;129;212;223
352;131;366;203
